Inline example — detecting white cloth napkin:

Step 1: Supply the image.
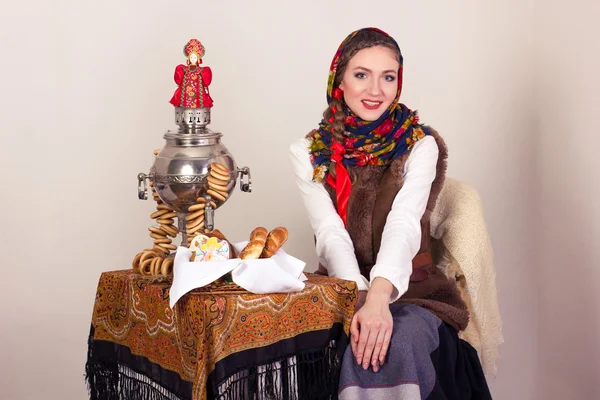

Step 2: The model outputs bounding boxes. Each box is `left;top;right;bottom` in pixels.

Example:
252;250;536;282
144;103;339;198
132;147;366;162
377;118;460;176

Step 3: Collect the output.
169;241;307;308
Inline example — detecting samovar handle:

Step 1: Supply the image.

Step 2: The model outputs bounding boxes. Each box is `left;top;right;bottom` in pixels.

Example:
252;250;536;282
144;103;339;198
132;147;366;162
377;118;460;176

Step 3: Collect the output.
237;167;252;193
137;173;149;200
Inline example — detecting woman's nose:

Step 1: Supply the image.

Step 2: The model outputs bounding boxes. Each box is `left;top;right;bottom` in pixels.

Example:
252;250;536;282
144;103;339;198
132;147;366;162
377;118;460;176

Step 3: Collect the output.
367;78;383;96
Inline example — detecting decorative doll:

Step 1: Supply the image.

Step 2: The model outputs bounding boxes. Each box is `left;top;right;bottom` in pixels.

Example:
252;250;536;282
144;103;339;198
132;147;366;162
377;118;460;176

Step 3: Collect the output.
169;38;214;108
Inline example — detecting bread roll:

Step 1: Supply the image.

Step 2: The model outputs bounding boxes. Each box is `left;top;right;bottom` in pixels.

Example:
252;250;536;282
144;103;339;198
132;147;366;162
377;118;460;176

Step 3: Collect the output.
250;227;268;243
239;227;268;260
205;229;226;242
260;227;288;258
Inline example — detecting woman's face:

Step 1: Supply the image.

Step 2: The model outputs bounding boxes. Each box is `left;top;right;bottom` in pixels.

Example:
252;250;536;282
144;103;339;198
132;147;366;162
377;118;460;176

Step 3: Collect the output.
189;53;198;65
338;46;399;121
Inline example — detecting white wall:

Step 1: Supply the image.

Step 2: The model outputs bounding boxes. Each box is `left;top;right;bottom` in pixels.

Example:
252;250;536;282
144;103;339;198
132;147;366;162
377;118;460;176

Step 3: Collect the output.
535;0;600;398
0;1;541;399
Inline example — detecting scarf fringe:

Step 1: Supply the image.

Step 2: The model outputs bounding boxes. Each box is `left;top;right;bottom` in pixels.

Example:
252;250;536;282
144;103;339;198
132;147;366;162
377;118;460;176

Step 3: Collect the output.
85;360;184;400
212;341;341;400
85;340;342;400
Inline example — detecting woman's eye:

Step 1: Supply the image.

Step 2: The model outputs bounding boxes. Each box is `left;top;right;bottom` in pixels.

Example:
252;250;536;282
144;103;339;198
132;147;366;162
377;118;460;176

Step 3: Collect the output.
384;75;396;82
354;72;367;79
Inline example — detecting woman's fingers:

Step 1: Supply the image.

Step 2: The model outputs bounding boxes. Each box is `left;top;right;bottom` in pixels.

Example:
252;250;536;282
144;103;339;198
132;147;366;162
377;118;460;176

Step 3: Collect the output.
360;322;380;370
370;328;386;372
355;325;371;367
379;326;393;365
350;314;360;358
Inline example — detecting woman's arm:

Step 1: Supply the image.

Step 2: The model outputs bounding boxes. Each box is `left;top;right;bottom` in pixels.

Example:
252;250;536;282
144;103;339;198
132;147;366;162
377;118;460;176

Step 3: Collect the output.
288;138;369;291
352;135;439;372
369;135;439;301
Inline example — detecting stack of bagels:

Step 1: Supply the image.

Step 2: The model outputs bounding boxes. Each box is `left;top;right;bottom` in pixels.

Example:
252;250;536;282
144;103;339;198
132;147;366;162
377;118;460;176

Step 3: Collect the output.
132;151;289;277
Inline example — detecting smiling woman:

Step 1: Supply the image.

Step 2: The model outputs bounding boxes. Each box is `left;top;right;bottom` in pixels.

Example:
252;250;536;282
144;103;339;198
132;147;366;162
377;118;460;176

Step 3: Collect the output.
339;46;399;121
288;27;493;399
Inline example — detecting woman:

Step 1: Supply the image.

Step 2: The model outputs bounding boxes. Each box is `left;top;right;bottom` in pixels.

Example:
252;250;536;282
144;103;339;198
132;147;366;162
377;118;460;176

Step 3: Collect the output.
289;27;492;399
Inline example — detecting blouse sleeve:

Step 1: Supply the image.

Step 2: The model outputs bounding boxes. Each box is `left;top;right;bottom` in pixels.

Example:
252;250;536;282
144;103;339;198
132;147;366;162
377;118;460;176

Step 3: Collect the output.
200;66;212;86
289;138;370;291
173;64;185;86
369;135;439;302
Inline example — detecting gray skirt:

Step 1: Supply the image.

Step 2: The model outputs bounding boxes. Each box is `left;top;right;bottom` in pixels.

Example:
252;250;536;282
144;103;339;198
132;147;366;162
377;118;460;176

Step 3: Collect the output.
338;304;492;400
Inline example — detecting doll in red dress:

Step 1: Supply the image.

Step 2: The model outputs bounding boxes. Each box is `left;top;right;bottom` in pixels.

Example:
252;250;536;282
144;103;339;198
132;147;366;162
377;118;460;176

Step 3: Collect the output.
169;39;214;108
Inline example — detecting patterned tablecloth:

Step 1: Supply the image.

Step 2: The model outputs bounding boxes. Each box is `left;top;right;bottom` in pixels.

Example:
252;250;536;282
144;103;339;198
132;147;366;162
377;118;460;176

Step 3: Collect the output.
85;269;357;400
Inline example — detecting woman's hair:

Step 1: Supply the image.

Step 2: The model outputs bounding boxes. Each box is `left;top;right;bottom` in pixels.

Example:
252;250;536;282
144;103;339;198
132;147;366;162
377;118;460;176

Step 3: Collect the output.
325;30;401;143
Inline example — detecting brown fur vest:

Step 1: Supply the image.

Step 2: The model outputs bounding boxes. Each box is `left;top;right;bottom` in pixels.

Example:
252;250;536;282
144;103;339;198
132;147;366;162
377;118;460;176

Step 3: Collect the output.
321;129;469;331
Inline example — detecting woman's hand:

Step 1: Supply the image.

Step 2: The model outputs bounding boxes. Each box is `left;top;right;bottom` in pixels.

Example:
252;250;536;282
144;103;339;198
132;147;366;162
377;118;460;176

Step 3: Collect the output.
350;278;394;372
354;290;368;313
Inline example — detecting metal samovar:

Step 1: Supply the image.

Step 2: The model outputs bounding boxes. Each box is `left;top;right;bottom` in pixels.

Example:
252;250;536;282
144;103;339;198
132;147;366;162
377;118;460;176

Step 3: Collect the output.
136;39;251;248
